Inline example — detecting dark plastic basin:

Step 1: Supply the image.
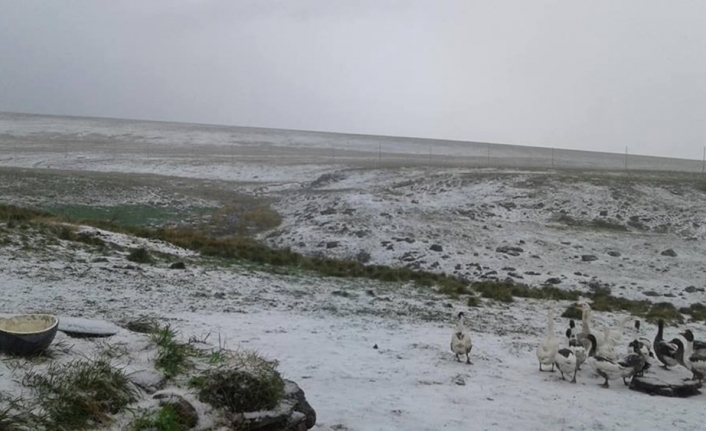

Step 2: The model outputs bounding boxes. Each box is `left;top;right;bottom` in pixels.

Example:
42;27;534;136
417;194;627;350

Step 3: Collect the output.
0;314;59;356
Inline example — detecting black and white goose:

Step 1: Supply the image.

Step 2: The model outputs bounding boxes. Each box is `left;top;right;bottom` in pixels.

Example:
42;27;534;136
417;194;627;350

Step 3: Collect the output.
654;319;679;369
629;320;653;358
586;334;646;388
680;330;706;382
450;312;473;364
566;321;587;370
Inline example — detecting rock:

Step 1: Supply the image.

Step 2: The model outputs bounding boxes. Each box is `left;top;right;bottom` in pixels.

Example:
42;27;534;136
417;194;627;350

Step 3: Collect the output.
630;367;702;397
643;290;661;297
124;317;159;334
320;208;337;215
128;369;166;394
91;257;109;263
581;255;598;262
227;380;316;430
153;393;199;428
373;344;378;349
545;277;562;285
326;241;339;249
430;244;443;252
599;210;608;216
169;261;186;269
214;292;226;300
606;251;621;257
685;286;697;293
496;245;524;256
661;249;678;257
354;230;369;238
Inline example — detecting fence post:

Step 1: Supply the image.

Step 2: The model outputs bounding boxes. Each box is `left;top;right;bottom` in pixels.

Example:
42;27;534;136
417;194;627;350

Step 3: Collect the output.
551;147;554;168
624;146;628;170
487;143;491;167
378;143;382;168
702;146;705;175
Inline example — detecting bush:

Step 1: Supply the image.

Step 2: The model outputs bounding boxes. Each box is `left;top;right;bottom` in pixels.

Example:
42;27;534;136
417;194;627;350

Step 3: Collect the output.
681;303;706;322
560;306;583;319
467;296;481;307
646;302;684;324
127;247;153;264
192;367;284;413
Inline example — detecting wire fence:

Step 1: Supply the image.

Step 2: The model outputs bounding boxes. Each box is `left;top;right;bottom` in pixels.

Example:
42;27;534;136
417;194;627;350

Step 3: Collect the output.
1;126;705;175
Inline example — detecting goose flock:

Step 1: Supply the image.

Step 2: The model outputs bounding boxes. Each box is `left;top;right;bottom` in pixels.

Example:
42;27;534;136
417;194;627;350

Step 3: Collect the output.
451;301;706;390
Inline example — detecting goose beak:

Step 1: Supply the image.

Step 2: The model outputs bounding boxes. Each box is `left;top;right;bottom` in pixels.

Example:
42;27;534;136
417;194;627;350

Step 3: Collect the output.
679;332;686;337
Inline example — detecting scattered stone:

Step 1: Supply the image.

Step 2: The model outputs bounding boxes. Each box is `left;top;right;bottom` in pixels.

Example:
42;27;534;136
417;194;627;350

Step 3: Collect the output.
546;277;562;285
599;210;608;216
607;251;621;257
365;290;376;297
125;318;159;334
373;344;378;349
355;230;369;238
643;290;661;297
326;241;340;249
496;245;524;256
581;255;598;262
169;261;186;270
453;374;466;386
214;292;226;300
525;271;541;276
430;244;443;252
91;257;109;263
661;249;678;257
129;369;166;394
320;208;337;215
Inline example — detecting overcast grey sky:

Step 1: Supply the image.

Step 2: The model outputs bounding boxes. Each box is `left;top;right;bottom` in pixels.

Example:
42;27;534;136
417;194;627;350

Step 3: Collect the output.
1;1;705;159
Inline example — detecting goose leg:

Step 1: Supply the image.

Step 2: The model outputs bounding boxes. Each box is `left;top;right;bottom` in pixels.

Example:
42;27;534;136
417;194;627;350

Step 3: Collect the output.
539;363;543;372
559;370;565;380
551;363;555;372
466;353;471;365
601;378;610;388
623;377;628;386
456;354;460;362
570;370;577;384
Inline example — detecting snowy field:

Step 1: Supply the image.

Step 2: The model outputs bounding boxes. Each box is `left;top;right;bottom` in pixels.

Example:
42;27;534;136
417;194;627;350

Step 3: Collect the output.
2;112;706;430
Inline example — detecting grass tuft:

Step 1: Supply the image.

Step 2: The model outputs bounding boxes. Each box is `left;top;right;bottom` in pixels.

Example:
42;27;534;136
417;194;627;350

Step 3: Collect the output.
22;359;137;430
131;404;192;431
151;325;198;379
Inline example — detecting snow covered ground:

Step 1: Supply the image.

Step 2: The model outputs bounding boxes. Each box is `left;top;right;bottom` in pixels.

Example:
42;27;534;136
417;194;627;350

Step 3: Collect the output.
2;113;706;430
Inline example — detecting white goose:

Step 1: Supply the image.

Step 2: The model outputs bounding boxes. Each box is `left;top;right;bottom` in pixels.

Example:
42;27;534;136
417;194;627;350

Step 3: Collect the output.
450;312;473;364
574;302;630;358
586;334;646;388
536;309;559;372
